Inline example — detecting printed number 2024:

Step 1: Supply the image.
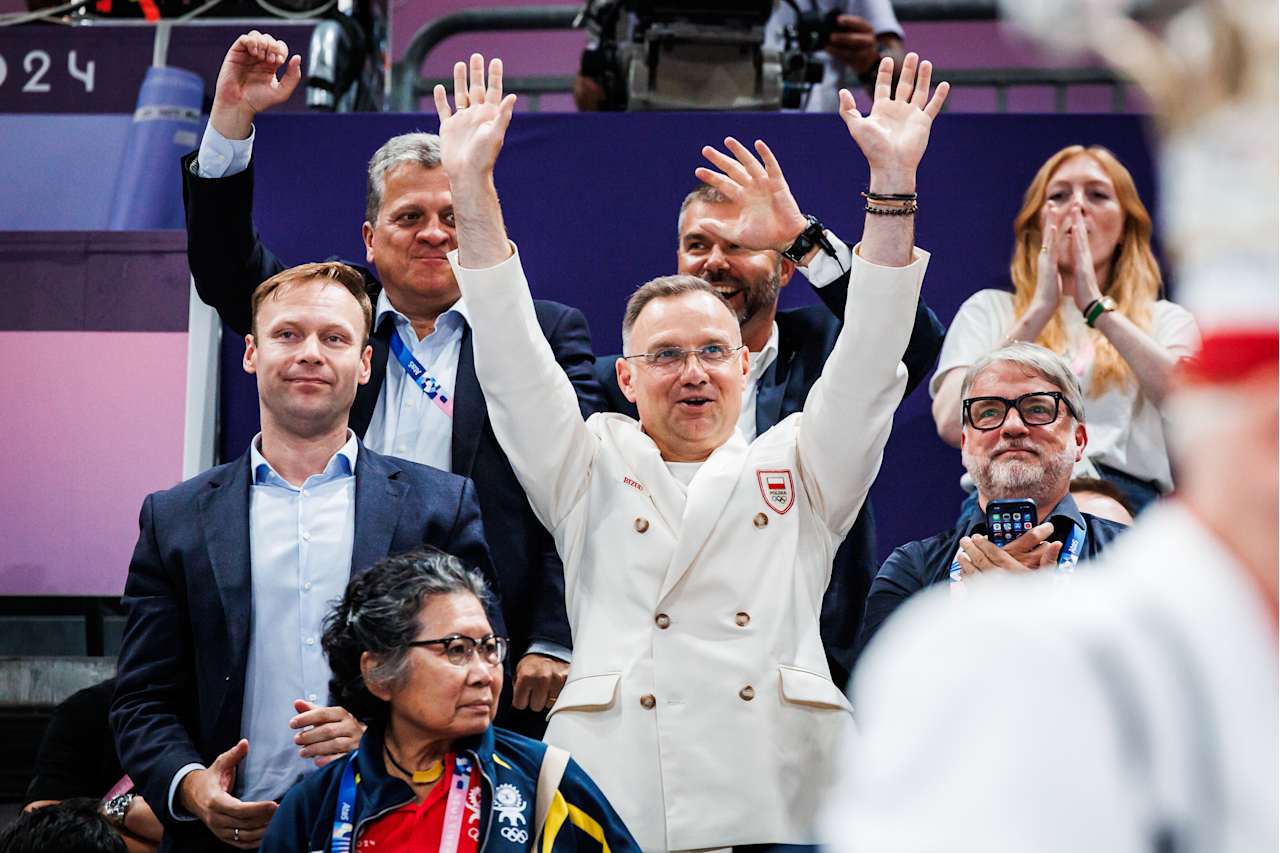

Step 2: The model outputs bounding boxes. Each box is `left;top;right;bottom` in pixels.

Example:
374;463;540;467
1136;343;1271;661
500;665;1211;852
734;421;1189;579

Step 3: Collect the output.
0;50;96;93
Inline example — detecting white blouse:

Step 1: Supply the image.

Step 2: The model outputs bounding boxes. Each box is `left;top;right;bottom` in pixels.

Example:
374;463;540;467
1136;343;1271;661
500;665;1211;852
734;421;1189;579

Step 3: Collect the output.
929;290;1201;493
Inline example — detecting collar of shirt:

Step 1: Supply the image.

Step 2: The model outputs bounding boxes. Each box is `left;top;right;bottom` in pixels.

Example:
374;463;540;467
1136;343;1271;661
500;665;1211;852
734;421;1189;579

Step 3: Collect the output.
375;290;470;345
959;492;1086;540
250;430;359;489
748;322;780;383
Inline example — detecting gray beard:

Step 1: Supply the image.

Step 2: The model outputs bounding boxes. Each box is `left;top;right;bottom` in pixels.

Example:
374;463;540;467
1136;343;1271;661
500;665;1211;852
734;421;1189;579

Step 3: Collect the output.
963;439;1077;507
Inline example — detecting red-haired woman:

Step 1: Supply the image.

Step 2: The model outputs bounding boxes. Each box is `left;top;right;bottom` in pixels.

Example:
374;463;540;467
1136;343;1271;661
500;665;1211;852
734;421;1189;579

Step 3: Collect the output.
930;145;1200;512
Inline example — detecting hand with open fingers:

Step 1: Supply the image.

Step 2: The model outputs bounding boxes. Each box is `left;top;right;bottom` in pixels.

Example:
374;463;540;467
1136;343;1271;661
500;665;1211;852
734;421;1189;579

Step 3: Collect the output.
178;739;277;849
433;53;517;184
693;137;809;253
211;31;302;137
513;653;569;713
290;699;365;768
1069;208;1104;310
836;52;949;183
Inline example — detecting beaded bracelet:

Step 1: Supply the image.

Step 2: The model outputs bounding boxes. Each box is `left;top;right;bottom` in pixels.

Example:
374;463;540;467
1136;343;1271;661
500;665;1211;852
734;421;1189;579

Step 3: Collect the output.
865;201;918;215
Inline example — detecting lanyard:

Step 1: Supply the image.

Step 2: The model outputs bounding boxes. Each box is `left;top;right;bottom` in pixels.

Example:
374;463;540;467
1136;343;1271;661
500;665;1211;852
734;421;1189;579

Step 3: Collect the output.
330;749;360;853
950;525;1087;586
438;755;473;853
389;330;455;418
330;751;473;853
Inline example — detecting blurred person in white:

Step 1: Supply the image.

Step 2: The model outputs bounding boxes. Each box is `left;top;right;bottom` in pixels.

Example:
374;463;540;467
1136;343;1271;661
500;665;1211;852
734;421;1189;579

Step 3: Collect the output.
822;2;1278;851
928;143;1200;514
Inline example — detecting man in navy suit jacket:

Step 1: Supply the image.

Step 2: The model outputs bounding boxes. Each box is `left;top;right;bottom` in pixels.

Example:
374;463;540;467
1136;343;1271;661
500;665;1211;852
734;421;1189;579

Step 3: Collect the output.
595;179;945;686
181;33;604;736
111;263;498;852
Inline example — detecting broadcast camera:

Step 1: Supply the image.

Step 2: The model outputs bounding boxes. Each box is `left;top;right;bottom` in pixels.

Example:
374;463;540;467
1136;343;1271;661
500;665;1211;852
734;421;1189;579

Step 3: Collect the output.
578;0;842;110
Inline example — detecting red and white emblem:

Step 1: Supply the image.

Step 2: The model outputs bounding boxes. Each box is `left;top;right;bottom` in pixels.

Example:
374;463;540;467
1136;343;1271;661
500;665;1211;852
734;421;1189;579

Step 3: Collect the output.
756;469;795;514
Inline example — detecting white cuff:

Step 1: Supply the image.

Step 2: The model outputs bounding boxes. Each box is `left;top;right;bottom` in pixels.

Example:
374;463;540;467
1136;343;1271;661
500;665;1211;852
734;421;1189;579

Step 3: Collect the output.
167;763;206;821
525;641;572;663
195;122;255;179
797;230;852;287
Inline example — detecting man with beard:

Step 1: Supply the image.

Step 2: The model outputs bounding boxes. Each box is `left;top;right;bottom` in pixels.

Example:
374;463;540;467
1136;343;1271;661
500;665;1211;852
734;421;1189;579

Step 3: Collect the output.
857;341;1128;651
594;179;944;685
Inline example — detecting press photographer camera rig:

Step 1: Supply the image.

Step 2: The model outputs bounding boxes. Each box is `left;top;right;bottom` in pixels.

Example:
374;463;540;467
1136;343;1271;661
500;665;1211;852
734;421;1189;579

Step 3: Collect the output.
578;0;845;110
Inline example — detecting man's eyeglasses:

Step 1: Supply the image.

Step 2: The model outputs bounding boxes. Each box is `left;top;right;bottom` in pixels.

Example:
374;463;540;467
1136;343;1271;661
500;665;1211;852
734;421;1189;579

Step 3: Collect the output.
621;344;745;371
406;634;508;667
963;391;1078;431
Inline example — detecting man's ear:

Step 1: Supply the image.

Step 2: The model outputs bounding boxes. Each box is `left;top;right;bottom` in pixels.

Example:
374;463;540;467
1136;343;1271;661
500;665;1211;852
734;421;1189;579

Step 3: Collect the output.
1074;422;1087;462
362;221;376;265
778;258;797;289
616;357;637;404
243;334;258;375
360;651;392;702
359;343;373;385
959;427;967;452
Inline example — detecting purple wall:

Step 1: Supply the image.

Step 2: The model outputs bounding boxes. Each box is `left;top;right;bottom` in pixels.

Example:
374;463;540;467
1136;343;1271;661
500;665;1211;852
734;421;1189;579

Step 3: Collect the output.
0;230;190;596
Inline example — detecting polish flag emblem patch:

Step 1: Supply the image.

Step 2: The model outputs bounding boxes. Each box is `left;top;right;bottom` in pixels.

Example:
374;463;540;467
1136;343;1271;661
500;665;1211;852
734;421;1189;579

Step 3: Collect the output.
756;469;795;514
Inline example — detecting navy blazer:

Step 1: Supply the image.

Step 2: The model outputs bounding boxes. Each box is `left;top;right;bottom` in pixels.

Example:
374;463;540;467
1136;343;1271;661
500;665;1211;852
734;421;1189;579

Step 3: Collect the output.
594;264;945;686
109;444;495;852
181;154;605;686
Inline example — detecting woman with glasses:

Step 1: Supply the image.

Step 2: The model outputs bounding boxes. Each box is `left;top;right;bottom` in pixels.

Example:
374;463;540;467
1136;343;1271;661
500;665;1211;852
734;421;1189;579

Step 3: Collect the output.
261;550;638;853
929;145;1200;513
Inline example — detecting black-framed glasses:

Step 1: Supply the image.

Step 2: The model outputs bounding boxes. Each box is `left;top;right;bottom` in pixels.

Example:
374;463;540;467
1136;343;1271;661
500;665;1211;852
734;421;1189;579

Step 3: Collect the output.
406;634;508;667
963;391;1078;431
621;344;745;371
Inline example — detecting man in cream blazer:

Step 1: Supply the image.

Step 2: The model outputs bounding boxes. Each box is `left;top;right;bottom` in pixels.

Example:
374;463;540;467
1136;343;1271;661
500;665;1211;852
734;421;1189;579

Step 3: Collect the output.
431;52;949;850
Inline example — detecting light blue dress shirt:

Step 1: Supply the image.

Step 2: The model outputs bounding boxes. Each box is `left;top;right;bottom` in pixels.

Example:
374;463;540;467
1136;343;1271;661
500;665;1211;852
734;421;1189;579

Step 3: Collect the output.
239;431;359;802
168;432;360;815
363;291;468;472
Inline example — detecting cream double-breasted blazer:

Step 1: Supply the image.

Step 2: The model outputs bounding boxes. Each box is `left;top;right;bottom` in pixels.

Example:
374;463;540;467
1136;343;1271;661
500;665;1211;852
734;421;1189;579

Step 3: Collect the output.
453;244;928;851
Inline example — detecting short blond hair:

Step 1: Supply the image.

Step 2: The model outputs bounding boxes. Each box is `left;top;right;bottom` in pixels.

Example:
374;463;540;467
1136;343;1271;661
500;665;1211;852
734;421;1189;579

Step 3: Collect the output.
250;262;374;345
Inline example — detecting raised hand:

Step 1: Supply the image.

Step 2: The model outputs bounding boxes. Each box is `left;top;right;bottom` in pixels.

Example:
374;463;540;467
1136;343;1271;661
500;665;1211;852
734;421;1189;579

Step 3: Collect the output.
837;52;949;190
210;31;302;140
1032;206;1073;313
434;54;517;186
694;137;809;253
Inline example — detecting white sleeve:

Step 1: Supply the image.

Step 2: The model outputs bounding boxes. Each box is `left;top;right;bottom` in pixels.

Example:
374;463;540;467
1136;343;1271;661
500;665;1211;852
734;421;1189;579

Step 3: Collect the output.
167;763;205;821
825;588;1146;853
1152;300;1201;359
797;230;852;288
796;245;927;536
195;122;255;179
927;289;1014;398
449;245;596;532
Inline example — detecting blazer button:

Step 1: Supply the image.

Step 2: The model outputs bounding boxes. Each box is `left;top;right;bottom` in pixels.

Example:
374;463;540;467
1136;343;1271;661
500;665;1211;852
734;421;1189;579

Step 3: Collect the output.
734;611;750;627
640;694;656;709
738;685;755;701
634;517;650;533
753;512;768;528
655;613;671;629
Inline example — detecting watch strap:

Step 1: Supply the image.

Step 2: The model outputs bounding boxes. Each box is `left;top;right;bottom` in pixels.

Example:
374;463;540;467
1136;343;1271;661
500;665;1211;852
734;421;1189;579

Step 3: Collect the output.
782;215;835;264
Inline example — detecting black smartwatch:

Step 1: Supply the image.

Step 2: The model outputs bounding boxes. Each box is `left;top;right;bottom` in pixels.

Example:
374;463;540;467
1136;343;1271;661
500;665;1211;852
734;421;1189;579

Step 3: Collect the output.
782;215;836;265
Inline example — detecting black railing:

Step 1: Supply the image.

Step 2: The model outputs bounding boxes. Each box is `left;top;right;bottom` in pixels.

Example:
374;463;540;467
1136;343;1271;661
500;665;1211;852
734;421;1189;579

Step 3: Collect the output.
390;2;1127;113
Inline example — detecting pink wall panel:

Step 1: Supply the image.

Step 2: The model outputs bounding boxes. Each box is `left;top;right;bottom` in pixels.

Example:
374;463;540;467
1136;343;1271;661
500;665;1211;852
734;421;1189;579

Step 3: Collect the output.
0;332;188;596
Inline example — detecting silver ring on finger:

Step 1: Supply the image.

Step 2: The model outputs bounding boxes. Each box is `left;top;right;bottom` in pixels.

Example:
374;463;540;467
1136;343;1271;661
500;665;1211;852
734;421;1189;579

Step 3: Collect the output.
233;827;240;843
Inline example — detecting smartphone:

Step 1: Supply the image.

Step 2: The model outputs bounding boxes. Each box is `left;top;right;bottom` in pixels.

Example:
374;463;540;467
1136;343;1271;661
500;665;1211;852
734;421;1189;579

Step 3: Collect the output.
985;498;1037;546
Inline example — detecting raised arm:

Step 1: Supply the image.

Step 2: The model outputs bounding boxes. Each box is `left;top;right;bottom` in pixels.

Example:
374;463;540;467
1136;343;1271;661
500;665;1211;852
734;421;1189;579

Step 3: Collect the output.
436;55;596;530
